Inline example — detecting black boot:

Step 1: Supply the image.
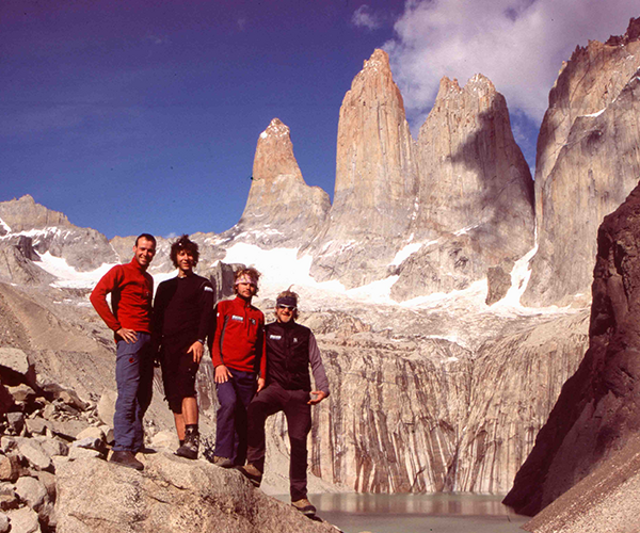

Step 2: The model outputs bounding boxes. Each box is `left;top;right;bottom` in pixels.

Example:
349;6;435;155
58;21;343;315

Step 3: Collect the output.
175;425;199;459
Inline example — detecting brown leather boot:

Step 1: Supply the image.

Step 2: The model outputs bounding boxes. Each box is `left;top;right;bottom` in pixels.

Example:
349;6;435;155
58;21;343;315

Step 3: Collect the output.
109;450;144;471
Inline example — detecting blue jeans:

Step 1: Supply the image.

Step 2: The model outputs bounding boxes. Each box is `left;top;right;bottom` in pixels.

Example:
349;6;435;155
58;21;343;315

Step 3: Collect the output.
214;368;257;464
113;333;153;452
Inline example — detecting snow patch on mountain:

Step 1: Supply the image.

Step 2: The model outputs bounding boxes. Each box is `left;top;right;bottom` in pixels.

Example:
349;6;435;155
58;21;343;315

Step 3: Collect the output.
0;227;66;242
0;217;11;233
222;243;345;295
36;252;117;289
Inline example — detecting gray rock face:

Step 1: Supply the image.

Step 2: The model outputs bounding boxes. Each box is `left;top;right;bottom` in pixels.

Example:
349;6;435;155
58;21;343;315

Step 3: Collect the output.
0;240;55;286
310;309;588;494
0;195;70;232
485;266;512;306
307;49;419;288
391;75;534;301
230;118;330;247
34;226;117;272
55;454;337;533
505;180;640;516
524;17;640;306
0;195;117;273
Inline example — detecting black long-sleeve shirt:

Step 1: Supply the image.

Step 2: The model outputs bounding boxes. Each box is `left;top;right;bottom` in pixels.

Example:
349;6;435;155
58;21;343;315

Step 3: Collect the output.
153;273;214;349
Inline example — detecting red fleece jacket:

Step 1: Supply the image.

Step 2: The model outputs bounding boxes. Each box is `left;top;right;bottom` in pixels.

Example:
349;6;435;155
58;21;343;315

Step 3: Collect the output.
211;296;266;377
90;258;154;335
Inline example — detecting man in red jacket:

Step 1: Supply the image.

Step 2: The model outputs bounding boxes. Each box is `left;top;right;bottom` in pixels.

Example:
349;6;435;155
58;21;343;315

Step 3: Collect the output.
90;233;157;471
209;267;265;468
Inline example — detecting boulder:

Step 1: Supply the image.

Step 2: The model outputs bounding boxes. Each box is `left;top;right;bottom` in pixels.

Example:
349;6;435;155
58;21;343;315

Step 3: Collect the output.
7;384;36;404
14;438;52;472
96;392;116;428
15;476;48;512
0;348;30;377
0;455;21;483
5;506;40;533
55;453;337;533
0;513;9;533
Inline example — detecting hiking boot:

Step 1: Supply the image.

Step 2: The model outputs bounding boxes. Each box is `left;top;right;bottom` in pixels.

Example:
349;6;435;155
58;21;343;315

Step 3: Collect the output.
291;498;316;516
110;450;144;471
210;455;234;468
236;463;262;487
175;427;199;460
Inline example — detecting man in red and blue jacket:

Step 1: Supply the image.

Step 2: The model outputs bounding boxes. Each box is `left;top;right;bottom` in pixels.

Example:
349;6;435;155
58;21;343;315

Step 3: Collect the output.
90;233;156;471
209;267;266;467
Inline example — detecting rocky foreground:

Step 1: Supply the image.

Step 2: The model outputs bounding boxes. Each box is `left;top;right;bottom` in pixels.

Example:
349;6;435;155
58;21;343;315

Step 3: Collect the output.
0;347;341;533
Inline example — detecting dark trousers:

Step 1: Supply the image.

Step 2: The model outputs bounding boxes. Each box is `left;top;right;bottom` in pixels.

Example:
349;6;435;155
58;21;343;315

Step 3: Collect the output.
246;383;311;501
214;368;257;464
113;333;153;452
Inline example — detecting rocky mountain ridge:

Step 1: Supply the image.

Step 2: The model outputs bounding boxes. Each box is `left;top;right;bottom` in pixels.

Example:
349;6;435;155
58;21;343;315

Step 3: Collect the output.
524;16;640;307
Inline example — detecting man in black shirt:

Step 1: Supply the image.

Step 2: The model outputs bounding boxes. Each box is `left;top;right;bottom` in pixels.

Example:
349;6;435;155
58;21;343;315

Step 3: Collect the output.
238;290;330;517
153;235;214;459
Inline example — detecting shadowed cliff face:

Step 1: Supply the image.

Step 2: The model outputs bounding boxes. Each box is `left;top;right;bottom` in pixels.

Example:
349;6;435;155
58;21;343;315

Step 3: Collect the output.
524;17;640;307
391;75;534;301
505;180;640;516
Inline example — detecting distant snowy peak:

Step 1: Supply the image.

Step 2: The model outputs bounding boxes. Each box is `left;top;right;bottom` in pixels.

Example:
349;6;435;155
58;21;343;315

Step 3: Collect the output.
0;195;117;273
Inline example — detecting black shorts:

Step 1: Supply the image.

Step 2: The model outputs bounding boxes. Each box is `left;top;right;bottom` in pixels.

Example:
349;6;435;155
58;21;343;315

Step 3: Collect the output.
160;338;200;413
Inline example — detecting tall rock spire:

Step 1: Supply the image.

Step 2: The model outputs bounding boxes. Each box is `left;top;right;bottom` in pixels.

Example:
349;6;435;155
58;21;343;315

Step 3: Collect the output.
390;74;534;301
307;49;418;288
232;118;330;246
524;17;640;306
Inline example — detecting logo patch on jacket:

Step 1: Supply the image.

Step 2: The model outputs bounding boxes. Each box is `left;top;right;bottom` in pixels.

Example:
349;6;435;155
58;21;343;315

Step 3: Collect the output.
232;315;244;322
269;334;282;340
250;318;256;325
204;286;213;292
293;338;298;343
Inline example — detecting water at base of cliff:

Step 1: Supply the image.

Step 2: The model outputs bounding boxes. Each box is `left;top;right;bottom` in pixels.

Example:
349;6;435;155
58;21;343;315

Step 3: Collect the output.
279;493;527;533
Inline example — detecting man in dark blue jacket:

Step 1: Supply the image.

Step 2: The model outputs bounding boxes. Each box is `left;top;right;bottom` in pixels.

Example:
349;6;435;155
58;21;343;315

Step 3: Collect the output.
238;290;329;517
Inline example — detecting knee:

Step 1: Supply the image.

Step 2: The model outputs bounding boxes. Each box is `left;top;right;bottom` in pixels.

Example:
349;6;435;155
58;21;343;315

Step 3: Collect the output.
217;395;237;414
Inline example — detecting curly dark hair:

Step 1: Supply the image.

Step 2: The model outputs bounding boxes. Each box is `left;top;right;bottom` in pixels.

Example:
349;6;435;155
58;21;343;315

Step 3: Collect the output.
170;234;199;268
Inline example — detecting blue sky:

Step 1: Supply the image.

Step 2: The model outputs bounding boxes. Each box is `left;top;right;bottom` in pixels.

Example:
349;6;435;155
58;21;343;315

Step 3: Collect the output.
1;0;638;239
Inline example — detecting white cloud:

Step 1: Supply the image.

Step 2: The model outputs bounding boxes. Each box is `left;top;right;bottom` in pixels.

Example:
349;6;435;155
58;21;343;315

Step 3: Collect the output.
385;0;639;125
352;4;384;30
